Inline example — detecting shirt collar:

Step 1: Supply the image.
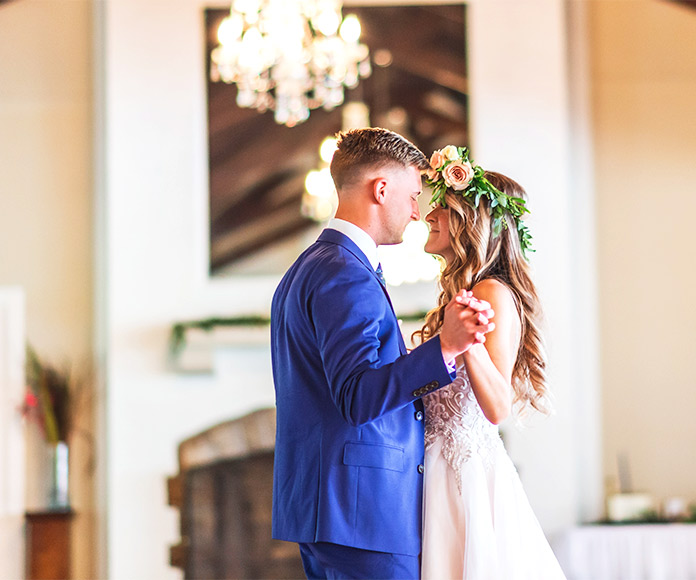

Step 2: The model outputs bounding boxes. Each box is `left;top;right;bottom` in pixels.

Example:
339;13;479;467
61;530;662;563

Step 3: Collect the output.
327;218;380;270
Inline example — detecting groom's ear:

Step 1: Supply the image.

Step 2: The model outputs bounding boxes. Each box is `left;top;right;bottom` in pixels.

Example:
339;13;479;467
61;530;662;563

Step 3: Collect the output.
372;177;388;205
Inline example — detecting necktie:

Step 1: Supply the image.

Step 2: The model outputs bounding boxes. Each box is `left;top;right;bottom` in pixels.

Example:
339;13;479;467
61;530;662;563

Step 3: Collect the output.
375;263;386;287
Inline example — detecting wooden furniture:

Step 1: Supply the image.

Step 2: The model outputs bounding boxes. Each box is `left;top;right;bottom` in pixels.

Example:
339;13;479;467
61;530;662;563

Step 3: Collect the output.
25;510;73;580
168;408;304;579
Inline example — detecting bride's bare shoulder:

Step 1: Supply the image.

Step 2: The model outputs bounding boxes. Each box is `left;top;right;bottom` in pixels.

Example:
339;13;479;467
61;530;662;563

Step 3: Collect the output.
471;278;521;337
471;278;515;308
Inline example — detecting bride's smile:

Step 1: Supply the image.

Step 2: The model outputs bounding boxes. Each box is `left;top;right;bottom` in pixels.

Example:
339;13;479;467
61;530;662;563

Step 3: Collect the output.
424;206;454;262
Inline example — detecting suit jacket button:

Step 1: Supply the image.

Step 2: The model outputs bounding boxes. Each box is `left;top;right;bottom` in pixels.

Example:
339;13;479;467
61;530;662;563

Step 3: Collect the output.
412;390;419;398
429;381;439;389
415;411;424;421
417;464;425;474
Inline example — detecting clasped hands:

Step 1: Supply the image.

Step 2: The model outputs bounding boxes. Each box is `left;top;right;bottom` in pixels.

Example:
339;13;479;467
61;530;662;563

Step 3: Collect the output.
439;290;495;362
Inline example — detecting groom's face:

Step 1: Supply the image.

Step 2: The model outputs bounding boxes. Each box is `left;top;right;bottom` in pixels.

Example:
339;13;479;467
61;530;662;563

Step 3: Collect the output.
380;165;423;245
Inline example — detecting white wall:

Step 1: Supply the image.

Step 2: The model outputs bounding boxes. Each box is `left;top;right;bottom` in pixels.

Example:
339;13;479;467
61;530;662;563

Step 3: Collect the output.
0;288;25;580
590;1;696;505
468;0;602;532
100;1;279;578
0;0;94;360
99;0;598;577
0;1;95;577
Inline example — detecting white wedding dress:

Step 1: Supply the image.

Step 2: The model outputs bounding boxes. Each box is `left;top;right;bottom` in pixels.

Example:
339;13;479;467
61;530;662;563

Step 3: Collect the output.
421;366;566;580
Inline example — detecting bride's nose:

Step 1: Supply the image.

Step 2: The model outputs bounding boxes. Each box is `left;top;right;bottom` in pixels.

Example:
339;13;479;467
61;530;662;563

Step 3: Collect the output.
425;209;436;223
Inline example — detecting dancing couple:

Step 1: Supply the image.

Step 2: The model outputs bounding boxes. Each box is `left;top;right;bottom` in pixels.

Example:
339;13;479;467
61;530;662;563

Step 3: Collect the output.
270;128;566;579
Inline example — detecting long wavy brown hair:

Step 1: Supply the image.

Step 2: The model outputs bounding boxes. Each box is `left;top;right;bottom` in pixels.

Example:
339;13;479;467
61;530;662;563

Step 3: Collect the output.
414;171;550;415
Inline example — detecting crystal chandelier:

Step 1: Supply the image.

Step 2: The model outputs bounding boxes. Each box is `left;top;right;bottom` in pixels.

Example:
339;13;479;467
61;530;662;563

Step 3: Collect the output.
210;0;372;127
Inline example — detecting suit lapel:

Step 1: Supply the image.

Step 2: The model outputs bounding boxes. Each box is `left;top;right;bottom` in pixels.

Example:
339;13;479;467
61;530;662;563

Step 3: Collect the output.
318;229;407;355
318;228;373;270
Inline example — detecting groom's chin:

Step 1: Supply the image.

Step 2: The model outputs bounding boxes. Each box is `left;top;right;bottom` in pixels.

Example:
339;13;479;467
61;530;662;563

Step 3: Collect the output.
383;234;405;246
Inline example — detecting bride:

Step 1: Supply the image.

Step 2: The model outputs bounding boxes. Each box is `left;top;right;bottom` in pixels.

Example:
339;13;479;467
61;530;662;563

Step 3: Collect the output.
415;146;566;579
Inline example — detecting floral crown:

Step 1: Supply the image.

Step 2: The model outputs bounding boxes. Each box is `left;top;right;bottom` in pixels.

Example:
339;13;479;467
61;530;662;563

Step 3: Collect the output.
424;145;533;258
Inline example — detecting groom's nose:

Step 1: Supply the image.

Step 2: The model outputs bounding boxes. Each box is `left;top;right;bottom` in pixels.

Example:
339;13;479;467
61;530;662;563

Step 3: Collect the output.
411;203;420;221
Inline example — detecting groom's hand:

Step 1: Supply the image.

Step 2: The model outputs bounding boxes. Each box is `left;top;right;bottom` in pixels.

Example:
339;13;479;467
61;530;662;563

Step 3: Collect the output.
439;290;496;362
456;291;495;342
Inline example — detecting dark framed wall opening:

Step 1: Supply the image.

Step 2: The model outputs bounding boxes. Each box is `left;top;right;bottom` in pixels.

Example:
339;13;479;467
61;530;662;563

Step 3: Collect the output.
205;4;468;276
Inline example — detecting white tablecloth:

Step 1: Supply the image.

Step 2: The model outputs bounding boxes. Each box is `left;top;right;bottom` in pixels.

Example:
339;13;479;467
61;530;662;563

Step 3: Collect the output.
553;524;696;580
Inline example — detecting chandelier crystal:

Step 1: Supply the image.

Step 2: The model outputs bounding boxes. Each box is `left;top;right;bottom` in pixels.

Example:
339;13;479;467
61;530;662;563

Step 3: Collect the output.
210;0;372;127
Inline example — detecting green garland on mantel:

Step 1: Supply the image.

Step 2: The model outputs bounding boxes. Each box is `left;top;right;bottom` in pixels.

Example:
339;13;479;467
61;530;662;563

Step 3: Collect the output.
169;312;429;356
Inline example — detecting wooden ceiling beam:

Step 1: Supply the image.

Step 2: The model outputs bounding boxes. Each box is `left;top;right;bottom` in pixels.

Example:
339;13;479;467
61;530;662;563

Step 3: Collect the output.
211;173;308;236
208;111;340;218
211;211;313;271
353;5;467;93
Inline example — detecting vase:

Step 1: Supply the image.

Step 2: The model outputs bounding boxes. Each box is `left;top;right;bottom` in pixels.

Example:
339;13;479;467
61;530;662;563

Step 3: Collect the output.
48;441;70;509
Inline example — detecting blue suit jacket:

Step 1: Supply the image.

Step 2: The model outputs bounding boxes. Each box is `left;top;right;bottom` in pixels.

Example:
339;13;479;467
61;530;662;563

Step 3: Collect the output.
270;229;453;556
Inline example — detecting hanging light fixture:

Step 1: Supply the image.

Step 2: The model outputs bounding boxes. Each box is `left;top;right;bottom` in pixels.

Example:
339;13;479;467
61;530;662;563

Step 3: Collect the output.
302;135;339;221
210;0;372;127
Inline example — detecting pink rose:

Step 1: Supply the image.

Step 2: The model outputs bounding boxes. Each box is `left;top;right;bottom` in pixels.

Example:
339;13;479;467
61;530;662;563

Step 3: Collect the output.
442;160;474;191
429;150;445;171
424;168;439;181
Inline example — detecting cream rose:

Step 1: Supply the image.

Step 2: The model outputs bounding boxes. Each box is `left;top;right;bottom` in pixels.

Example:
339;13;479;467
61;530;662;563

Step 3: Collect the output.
442;160;474;191
429;150;445;171
441;145;459;161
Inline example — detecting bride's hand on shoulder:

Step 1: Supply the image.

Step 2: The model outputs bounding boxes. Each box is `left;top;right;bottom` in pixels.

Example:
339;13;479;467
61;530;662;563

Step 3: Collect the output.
454;290;496;343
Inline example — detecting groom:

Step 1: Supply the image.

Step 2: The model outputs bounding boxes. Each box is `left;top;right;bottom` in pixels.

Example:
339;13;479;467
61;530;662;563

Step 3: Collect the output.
270;128;494;579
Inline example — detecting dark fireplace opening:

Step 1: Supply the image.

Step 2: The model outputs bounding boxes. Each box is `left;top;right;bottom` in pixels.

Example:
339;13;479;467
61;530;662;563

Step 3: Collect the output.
168;408;304;579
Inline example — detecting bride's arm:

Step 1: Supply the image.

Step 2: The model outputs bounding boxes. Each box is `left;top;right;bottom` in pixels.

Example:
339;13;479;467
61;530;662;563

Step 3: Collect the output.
459;278;520;425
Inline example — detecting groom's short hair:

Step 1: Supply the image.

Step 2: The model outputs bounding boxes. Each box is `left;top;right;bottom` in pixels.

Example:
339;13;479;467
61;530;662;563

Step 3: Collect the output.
330;127;428;191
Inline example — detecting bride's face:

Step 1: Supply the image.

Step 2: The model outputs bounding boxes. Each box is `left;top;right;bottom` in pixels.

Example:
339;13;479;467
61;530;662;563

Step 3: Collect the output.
424;206;455;263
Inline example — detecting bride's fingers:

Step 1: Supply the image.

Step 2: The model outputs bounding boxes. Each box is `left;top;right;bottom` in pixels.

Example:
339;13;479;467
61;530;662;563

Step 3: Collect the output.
471;308;494;323
454;291;473;305
480;308;495;320
467;298;492;312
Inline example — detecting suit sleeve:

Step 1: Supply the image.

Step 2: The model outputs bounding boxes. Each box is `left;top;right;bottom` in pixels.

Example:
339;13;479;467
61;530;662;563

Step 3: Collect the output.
310;261;453;426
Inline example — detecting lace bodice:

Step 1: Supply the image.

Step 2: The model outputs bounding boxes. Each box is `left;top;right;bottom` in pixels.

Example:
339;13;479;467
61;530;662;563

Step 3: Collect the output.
424;366;505;490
